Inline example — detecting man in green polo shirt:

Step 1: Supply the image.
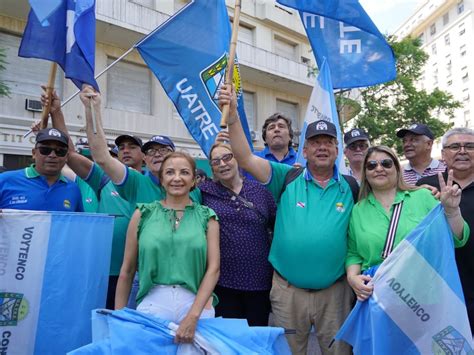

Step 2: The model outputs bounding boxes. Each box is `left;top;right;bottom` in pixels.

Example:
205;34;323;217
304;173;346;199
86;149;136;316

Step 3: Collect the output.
220;85;356;355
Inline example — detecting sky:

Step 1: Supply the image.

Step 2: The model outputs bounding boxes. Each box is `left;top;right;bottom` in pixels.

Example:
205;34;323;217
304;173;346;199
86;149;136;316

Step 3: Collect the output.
360;0;425;34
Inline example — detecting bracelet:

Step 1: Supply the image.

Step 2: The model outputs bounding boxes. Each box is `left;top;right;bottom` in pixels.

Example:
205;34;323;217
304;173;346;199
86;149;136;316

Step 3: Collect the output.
445;208;462;218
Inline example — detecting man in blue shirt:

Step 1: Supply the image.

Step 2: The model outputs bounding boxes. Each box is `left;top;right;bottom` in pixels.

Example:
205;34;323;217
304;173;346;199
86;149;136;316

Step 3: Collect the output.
0;128;83;212
255;113;297;165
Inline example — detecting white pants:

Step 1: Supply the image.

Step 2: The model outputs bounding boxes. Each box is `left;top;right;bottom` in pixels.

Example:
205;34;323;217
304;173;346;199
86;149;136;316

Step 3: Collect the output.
136;285;215;322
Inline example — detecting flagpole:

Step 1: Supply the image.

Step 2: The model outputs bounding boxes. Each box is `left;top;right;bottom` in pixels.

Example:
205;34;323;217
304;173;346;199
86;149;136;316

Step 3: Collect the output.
40;63;58;129
220;0;242;128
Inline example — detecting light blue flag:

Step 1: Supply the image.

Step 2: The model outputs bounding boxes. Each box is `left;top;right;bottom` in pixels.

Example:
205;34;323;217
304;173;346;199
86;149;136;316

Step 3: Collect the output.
297;58;346;173
135;0;253;157
18;0;99;91
69;308;292;354
277;0;396;89
0;210;114;354
336;205;473;354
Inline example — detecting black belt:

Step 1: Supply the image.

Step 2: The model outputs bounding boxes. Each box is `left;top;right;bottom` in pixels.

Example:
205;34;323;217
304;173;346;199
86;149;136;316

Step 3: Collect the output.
275;270;345;292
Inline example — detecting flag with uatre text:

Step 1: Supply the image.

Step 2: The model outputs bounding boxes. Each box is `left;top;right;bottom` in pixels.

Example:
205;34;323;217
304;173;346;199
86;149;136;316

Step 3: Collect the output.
277;0;396;89
136;0;253;156
336;205;473;354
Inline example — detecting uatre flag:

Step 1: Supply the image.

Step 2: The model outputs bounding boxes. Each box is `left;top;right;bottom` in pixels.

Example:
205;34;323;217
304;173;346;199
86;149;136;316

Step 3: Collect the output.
18;0;99;91
136;0;253;157
296;58;346;173
336;205;473;354
277;0;396;89
0;210;113;354
69;308;291;354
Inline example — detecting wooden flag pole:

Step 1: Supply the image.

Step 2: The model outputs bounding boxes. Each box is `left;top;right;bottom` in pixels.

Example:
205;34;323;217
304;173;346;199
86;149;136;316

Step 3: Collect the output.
220;0;242;128
40;62;58;129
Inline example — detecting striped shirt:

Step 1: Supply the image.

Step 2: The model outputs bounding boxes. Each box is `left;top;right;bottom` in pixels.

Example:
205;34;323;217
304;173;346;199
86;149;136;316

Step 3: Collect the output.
403;159;446;185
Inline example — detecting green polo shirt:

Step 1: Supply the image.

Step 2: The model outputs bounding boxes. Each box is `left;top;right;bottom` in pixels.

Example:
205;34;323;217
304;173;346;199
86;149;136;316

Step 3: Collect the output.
266;161;355;289
75;177;99;213
114;167;202;206
86;164;134;275
346;188;470;272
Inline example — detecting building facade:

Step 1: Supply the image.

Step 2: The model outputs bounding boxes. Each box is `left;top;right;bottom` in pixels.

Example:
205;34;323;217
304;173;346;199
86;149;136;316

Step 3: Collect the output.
395;0;473;131
0;0;315;170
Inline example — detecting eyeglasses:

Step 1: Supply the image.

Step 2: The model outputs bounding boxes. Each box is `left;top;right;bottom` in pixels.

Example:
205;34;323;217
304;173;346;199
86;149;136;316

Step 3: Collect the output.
366;158;394;171
37;146;68;157
347;142;369;151
443;142;474;152
145;147;173;156
210;153;234;166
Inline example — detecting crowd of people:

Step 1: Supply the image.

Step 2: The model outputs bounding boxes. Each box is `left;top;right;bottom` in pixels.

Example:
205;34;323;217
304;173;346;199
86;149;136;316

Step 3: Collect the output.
1;83;473;355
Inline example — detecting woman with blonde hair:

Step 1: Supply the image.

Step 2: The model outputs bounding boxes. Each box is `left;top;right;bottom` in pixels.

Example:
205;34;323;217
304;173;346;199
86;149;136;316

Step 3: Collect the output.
346;145;469;301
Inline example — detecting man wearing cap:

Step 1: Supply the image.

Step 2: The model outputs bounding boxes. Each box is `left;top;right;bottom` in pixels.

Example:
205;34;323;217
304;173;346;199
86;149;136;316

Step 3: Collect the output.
343;128;370;183
114;134;144;172
219;85;355;355
397;123;446;185
0;128;83;212
417;127;474;332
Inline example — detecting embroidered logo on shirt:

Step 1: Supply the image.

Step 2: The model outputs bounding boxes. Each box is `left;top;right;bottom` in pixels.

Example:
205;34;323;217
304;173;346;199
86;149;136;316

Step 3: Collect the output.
296;202;306;208
10;196;28;205
336;202;345;213
111;191;119;197
63;199;71;209
85;198;93;204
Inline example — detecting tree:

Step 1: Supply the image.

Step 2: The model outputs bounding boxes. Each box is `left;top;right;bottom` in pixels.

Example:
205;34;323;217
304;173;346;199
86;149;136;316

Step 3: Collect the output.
348;36;460;155
0;47;10;97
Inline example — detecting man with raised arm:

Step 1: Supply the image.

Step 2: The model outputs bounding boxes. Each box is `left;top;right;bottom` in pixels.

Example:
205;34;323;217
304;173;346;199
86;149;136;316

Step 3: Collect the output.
219;84;356;355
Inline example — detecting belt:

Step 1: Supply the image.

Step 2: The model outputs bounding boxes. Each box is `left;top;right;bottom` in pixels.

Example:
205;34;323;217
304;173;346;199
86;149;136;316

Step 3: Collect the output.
275;270;345;292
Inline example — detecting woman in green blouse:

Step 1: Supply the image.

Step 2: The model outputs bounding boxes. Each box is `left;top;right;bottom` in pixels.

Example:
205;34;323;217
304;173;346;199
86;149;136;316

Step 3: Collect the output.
346;146;469;302
115;152;220;344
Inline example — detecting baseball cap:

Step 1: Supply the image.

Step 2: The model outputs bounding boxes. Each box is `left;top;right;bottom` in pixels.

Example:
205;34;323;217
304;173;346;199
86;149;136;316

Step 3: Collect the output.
115;134;143;148
305;120;337;140
142;135;176;153
344;128;370;146
36;128;69;147
396;123;434;140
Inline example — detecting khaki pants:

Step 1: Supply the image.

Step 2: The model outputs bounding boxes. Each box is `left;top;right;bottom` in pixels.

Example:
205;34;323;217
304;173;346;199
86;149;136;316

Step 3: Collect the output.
270;272;354;355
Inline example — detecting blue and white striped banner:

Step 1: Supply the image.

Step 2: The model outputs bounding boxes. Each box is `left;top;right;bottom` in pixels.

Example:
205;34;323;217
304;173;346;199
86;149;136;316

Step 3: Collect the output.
336;205;473;354
0;210;113;354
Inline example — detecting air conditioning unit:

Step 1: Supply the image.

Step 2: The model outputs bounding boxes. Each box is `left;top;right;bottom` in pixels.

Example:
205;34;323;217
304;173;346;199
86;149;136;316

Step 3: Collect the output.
25;99;43;112
250;130;260;141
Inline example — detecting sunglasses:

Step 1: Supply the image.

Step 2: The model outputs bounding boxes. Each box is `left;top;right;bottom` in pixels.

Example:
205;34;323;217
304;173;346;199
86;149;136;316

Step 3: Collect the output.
443;142;474;153
347;142;369;151
37;146;68;157
366;158;394;171
210;153;234;166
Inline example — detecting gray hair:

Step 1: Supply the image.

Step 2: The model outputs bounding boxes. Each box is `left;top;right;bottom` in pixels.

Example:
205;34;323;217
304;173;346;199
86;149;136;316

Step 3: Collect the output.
441;127;474;147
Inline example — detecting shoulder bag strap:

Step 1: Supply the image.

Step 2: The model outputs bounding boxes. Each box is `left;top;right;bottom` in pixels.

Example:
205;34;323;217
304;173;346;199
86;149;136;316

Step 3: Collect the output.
381;201;404;259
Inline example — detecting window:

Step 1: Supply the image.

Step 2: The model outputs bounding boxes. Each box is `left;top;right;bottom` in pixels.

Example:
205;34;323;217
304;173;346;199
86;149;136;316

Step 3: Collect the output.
0;32;63;97
106;58;151;114
446;57;452;76
243;91;256;131
459;23;465;36
443;12;449;25
444;34;450;45
460;29;466;36
417;33;424;45
274;36;297;61
463;89;470;102
276;99;299;129
457;1;464;14
462;71;469;83
447;80;452;86
430;23;436;35
132;0;154;8
464;111;471;127
460;45;467;56
431;43;437;55
238;24;254;46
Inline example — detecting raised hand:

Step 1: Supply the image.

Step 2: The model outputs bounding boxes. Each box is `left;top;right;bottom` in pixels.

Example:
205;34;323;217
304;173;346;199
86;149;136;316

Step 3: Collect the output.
438;170;461;212
41;85;61;115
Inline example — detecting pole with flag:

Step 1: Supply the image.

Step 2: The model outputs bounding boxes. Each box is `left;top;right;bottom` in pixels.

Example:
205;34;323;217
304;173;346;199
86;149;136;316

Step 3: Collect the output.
296;58;346;173
18;0;99;128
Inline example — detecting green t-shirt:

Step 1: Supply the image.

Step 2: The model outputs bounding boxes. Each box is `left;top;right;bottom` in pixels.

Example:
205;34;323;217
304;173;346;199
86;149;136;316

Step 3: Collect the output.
114;167;202;207
86;164;133;275
346;188;470;271
75;176;99;213
266;162;355;289
136;201;217;305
